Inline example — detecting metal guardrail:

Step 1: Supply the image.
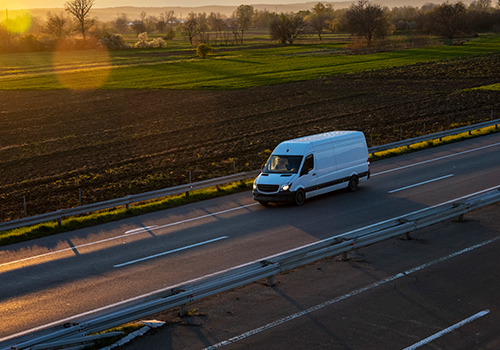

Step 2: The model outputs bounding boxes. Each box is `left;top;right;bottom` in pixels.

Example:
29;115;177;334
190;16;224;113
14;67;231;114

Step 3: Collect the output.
1;118;499;233
369;118;500;155
2;188;499;350
0;170;260;232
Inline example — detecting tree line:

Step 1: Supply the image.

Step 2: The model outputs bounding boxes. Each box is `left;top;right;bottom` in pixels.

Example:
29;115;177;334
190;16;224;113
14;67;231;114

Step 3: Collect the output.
1;0;500;53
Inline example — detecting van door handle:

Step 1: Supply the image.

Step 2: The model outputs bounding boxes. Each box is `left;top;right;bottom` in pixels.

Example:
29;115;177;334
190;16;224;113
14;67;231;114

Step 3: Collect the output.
312;173;316;176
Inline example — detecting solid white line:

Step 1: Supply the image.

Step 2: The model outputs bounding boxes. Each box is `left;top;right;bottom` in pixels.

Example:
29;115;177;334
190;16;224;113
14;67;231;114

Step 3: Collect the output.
113;236;228;268
124;226;158;234
0;204;258;268
402;310;490;350
371;141;500;177
388;174;454;193
203;238;500;349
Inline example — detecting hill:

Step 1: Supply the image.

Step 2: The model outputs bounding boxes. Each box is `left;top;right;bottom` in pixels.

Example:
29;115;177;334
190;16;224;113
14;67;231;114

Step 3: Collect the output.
1;0;471;22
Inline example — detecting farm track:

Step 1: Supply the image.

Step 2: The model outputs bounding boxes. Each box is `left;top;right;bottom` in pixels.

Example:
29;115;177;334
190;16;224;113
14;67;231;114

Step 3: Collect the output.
1;53;500;221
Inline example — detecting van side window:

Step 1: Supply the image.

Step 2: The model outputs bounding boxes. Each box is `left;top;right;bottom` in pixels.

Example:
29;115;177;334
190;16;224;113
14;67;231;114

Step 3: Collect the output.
300;154;314;176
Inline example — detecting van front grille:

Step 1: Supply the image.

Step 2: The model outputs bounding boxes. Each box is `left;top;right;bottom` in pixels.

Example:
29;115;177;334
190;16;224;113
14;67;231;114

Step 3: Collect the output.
257;184;279;193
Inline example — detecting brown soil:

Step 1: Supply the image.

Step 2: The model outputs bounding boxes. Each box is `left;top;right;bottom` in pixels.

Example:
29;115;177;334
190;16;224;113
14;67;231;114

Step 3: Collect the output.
1;54;500;221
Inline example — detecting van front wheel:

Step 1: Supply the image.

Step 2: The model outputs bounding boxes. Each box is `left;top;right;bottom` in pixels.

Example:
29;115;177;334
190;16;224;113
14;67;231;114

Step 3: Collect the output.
294;189;306;206
348;175;359;192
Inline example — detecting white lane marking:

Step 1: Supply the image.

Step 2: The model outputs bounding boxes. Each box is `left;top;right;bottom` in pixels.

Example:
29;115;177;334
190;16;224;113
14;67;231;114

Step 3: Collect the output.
0;204;258;268
402;310;490;350
124;226;158;234
388;174;454;194
372;141;500;176
4;140;499;267
203;238;500;350
4;235;498;345
113;236;228;268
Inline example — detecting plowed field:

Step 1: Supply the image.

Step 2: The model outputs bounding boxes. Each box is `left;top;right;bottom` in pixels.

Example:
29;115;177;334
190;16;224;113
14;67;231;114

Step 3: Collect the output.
1;54;500;221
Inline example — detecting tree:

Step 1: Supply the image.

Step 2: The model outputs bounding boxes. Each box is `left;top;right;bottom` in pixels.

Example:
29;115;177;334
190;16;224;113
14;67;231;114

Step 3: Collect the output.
307;2;335;40
131;20;146;34
344;0;392;45
64;0;94;41
208;12;226;42
181;12;200;45
113;13;129;34
269;13;307;44
143;15;157;33
197;12;209;43
236;4;254;44
254;9;275;29
429;1;467;39
45;12;68;38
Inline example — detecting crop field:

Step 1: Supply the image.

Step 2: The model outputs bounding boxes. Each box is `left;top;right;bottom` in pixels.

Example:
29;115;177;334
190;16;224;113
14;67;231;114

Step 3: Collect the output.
1;34;500;221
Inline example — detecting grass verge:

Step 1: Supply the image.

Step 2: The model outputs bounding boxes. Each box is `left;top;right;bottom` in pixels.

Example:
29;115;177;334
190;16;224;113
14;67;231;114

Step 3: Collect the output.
0;180;253;247
369;123;500;160
1;123;499;246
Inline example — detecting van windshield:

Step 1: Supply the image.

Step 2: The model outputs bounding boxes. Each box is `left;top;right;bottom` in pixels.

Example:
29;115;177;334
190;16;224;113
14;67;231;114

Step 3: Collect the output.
263;155;303;174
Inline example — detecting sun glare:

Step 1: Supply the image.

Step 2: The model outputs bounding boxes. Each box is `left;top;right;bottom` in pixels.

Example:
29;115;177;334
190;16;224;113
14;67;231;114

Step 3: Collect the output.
52;46;112;90
2;9;32;34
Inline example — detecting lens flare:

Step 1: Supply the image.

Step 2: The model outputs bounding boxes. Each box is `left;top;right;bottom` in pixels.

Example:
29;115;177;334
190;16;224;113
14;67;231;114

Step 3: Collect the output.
2;9;32;34
52;45;112;90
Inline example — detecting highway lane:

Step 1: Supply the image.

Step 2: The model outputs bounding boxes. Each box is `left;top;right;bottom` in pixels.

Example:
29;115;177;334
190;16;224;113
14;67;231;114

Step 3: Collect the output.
1;133;500;340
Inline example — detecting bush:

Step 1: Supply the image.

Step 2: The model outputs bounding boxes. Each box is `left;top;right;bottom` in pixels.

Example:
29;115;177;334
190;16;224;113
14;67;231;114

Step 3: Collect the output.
134;32;166;49
164;29;176;40
19;34;42;52
196;43;213;58
99;34;131;50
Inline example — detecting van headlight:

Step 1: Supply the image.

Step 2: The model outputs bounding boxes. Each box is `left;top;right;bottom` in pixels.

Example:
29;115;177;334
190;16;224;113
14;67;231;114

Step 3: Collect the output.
281;184;291;191
253;182;257;190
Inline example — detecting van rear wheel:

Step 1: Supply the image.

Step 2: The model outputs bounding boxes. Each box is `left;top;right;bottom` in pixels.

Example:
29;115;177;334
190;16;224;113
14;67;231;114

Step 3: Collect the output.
348;175;359;192
294;189;306;206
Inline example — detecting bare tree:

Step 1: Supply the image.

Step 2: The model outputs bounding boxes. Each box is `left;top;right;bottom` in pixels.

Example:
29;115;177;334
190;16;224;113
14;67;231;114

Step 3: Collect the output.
144;15;157;33
269;12;307;44
181;12;200;45
307;2;335;40
45;12;68;38
430;1;467;39
164;11;177;31
236;4;254;44
113;13;129;34
64;0;94;40
131;20;146;34
344;0;392;45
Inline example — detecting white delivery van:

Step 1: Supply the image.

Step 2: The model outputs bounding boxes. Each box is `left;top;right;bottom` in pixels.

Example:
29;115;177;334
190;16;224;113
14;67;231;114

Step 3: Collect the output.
252;131;370;206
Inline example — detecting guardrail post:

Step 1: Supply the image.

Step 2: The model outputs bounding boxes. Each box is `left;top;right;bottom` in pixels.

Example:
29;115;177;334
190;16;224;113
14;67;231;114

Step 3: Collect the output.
179;304;187;317
342;251;348;261
267;275;275;287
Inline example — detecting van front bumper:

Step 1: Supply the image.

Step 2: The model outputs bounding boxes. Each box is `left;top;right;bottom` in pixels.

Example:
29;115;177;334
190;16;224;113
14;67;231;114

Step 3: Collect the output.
252;190;295;203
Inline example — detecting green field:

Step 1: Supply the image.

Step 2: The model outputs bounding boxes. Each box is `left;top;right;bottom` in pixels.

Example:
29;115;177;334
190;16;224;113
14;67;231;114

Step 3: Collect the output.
1;34;500;90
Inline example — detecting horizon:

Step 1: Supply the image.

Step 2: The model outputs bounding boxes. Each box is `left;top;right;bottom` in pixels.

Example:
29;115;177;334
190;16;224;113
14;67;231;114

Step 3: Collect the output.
3;0;318;10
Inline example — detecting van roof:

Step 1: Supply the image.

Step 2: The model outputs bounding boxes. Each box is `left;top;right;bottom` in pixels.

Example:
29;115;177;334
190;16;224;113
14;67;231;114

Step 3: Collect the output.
273;131;363;155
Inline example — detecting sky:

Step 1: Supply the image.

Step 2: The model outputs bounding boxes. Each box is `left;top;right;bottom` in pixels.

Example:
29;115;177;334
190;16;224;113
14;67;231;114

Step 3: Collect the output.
5;0;308;10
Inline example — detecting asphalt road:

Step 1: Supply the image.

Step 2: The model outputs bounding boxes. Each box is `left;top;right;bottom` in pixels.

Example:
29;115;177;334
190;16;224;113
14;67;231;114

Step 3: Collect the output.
121;203;500;350
1;133;500;344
